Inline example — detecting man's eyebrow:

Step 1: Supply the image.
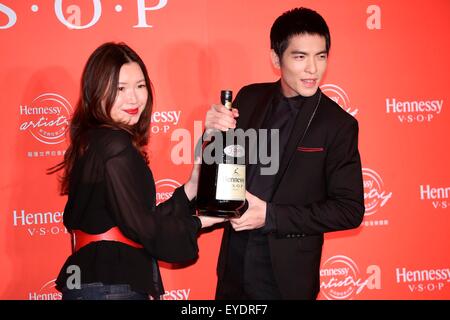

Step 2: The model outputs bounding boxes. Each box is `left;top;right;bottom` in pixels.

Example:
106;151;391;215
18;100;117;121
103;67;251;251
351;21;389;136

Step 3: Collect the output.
289;50;328;55
289;50;308;55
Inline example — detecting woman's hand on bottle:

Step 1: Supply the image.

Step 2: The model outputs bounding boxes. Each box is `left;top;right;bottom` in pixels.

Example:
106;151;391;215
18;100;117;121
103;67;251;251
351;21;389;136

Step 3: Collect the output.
198;215;227;228
184;158;201;201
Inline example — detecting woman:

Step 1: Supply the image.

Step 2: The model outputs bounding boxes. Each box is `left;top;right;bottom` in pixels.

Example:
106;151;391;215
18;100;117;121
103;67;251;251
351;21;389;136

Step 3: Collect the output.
50;42;224;300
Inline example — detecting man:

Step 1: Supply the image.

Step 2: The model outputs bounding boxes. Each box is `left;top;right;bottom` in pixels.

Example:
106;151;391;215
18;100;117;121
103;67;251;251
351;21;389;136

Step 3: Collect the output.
206;7;364;300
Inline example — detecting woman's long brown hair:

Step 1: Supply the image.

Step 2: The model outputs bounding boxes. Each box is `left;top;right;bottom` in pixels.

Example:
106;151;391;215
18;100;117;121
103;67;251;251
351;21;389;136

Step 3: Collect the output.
48;42;153;195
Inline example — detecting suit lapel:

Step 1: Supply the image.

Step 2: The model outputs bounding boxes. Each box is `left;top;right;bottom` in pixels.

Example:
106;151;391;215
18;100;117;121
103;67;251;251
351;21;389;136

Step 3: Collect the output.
244;84;278;130
239;82;279;166
271;89;322;200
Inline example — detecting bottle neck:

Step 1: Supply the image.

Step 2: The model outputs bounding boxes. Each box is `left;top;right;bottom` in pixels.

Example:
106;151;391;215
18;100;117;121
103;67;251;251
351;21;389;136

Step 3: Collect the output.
224;101;232;110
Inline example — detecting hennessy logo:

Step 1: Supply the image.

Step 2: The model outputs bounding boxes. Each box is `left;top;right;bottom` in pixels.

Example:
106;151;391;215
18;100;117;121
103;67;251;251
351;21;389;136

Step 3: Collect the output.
0;1;168;29
362;168;392;216
19;93;72;145
155;179;181;205
320;255;381;300
321;84;358;116
224;145;245;158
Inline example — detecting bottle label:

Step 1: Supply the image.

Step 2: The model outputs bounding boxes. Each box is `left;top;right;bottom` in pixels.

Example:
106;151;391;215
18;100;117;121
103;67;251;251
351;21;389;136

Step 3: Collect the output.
224;144;245;158
216;164;246;201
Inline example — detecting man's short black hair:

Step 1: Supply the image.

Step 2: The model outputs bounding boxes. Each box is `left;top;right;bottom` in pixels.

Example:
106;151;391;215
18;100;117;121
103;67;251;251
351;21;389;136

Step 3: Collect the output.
270;7;331;58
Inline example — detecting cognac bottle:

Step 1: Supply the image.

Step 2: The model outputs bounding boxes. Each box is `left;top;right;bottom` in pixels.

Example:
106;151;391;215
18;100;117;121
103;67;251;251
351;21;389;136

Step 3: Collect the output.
196;90;246;217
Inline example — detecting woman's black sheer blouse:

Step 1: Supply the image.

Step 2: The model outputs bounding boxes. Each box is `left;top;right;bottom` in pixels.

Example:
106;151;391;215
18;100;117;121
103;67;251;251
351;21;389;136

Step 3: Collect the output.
55;127;201;297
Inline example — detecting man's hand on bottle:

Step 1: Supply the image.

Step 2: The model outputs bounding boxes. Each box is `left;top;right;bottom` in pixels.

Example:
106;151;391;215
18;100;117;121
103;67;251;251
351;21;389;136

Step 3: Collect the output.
205;104;239;136
229;191;266;231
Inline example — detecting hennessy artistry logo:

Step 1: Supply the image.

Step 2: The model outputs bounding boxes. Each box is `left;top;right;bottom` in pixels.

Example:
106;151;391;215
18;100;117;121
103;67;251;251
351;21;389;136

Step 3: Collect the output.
362;168;392;216
19;93;72;145
29;279;61;300
320;255;381;300
321;84;359;116
155;179;181;205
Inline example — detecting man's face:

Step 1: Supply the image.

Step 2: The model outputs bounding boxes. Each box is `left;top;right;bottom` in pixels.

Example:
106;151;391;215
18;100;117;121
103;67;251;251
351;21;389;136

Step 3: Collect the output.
272;33;328;97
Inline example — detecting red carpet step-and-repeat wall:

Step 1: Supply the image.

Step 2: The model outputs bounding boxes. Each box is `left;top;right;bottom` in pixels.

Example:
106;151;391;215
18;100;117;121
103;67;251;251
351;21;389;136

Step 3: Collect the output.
0;0;449;300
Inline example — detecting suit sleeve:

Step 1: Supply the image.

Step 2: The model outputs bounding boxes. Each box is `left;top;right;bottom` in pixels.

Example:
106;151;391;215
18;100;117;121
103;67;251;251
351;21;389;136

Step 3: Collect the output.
104;145;200;262
268;118;365;236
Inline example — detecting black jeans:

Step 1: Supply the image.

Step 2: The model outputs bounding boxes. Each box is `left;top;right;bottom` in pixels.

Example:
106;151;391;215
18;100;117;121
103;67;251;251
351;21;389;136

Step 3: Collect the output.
61;282;149;300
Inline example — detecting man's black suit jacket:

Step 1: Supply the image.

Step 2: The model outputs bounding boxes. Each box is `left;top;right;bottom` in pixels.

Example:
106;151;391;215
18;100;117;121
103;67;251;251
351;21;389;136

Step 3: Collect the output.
216;81;365;299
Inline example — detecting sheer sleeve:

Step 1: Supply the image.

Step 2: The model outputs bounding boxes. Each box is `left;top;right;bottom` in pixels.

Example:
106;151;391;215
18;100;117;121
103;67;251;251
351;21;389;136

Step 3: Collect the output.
104;144;200;263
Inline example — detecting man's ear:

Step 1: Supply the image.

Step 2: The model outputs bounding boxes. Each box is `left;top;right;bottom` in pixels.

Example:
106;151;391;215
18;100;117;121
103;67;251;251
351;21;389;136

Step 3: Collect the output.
271;50;281;69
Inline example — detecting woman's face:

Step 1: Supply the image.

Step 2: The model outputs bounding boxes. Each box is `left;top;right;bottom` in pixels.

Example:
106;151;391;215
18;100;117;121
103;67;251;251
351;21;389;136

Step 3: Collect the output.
110;62;148;125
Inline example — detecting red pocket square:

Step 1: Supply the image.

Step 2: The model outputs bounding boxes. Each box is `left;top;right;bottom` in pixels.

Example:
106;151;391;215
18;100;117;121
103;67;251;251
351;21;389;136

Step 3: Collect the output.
297;147;324;152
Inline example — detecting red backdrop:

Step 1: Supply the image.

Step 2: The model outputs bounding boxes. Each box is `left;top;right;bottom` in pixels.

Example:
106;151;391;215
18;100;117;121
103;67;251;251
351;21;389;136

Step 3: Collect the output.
1;0;449;300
